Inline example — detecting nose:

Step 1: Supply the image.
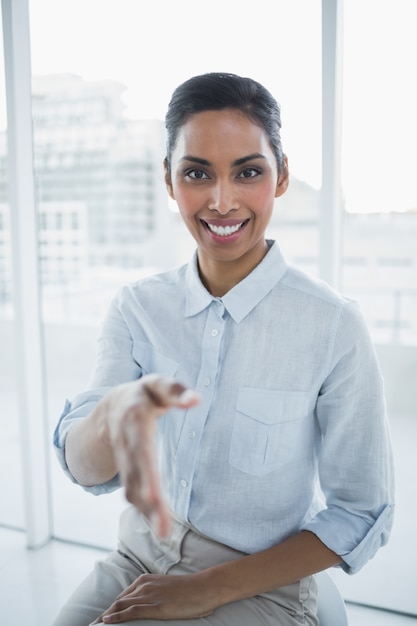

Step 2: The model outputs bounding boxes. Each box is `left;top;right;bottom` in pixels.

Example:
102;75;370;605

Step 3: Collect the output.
207;180;239;214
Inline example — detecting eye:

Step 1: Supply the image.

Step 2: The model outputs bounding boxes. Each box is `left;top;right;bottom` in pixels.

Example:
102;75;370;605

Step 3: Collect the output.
238;167;261;179
185;169;209;180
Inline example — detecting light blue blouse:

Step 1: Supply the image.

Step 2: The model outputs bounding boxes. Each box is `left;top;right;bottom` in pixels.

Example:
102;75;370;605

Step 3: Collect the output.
54;241;394;574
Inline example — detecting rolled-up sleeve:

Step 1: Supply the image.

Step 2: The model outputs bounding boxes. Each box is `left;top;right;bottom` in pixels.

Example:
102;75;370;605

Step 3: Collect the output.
53;388;122;494
303;502;394;575
301;302;395;574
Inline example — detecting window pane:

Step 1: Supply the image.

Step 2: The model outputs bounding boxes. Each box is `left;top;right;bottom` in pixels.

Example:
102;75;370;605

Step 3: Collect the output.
0;11;25;529
341;0;417;346
336;0;417;616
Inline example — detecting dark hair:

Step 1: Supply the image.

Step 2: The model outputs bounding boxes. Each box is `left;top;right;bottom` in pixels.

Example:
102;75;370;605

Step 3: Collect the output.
164;72;285;174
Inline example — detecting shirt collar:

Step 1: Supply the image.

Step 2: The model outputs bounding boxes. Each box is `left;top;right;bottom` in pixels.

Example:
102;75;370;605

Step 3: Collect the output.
185;241;288;322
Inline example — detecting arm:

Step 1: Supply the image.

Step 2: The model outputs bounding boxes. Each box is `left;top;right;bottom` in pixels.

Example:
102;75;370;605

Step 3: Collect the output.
65;375;200;537
93;530;341;624
204;530;341;603
302;302;394;573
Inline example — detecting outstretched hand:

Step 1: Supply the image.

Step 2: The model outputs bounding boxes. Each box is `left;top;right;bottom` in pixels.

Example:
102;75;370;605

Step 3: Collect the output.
104;374;200;537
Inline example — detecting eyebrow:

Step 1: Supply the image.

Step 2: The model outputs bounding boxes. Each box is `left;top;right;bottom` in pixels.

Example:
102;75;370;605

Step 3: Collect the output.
179;153;266;167
233;153;266;166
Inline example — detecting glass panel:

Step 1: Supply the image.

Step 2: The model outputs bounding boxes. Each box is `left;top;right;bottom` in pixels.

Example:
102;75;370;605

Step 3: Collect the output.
341;0;417;346
336;0;417;616
0;10;25;529
28;0;321;547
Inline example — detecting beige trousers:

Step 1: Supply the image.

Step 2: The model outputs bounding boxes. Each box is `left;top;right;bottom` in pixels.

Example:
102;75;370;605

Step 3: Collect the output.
53;507;318;626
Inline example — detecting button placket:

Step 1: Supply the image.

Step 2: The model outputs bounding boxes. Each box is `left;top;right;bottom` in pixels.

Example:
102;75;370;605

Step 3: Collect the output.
174;302;225;516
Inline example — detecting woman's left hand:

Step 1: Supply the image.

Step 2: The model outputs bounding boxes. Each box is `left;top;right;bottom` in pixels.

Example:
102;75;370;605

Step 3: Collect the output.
90;571;216;624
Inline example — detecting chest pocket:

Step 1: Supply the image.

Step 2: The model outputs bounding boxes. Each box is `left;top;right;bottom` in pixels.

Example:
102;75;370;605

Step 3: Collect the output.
132;342;179;378
229;388;310;476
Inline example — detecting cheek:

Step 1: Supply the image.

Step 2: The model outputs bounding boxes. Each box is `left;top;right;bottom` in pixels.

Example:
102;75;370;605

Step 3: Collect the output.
249;184;276;211
174;193;198;225
173;186;203;216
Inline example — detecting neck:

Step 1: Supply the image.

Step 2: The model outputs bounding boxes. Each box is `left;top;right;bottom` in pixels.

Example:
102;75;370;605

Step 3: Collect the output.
198;267;239;297
197;243;270;297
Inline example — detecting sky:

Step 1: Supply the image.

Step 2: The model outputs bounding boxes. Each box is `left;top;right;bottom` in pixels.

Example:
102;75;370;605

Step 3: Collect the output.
1;0;416;214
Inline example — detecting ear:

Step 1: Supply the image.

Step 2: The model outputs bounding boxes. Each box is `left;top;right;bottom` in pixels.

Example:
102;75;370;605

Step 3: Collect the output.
275;155;289;198
164;158;175;200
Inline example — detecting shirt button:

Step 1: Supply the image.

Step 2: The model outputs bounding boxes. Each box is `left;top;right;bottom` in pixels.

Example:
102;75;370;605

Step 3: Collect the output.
180;479;188;488
188;430;196;439
211;329;218;337
203;377;211;386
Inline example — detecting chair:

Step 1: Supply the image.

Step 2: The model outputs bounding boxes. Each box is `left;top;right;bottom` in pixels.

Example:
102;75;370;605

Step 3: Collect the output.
316;570;349;625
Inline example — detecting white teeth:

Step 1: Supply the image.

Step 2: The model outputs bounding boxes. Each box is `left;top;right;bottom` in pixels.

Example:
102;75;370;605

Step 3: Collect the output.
207;222;244;236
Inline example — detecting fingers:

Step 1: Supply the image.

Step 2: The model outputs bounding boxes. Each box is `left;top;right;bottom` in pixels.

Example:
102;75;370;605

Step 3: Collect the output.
140;375;201;411
148;498;171;538
109;376;200;537
114;415;170;535
90;572;216;624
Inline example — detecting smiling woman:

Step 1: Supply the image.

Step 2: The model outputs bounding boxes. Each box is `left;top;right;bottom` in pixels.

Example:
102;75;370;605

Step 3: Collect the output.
51;72;393;626
2;0;415;623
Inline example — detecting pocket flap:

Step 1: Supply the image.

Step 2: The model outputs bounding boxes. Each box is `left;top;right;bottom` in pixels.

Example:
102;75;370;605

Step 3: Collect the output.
236;387;310;425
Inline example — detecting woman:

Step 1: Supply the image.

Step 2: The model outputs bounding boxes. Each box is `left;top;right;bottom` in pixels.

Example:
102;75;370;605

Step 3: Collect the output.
53;73;394;625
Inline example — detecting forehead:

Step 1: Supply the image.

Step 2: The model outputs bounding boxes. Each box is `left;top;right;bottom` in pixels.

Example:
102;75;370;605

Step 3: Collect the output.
172;109;273;160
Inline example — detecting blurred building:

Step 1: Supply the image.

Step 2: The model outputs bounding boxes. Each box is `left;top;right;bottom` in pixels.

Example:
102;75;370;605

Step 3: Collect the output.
30;74;174;270
342;210;417;343
0;74;180;316
0;74;416;341
38;201;89;284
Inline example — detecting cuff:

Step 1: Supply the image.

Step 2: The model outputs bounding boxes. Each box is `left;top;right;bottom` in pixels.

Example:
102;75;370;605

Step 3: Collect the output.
52;388;121;495
302;503;395;574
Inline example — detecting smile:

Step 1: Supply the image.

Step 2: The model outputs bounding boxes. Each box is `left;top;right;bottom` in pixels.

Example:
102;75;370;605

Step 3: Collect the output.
203;220;247;237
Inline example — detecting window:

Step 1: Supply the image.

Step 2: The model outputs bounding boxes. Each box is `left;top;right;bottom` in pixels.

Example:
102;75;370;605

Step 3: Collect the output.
333;0;417;614
341;0;417;346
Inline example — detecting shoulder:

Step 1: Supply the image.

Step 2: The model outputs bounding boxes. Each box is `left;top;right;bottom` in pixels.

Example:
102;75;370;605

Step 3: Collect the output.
280;264;353;310
117;263;188;301
266;242;353;312
276;264;369;343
